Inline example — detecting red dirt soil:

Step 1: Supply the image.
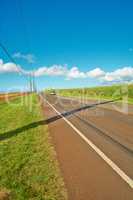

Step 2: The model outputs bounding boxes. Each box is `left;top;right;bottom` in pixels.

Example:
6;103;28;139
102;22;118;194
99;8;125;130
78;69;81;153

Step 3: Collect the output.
0;92;30;102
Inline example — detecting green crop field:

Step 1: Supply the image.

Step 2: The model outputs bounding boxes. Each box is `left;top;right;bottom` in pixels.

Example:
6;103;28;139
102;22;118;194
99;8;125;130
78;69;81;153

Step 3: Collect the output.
54;84;133;104
0;94;67;200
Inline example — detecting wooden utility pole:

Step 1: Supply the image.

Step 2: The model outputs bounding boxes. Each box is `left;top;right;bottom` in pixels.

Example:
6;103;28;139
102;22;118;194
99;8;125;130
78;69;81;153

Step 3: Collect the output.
29;74;33;92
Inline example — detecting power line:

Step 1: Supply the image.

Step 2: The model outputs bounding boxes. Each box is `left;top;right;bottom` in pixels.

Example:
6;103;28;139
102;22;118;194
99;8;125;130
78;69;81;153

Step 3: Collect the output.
0;1;37;93
0;42;32;92
0;42;23;75
0;42;17;65
0;41;37;93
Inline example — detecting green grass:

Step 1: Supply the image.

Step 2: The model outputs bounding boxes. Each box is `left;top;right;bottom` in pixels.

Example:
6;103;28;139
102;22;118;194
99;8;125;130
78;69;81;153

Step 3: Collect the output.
54;84;133;104
0;94;67;200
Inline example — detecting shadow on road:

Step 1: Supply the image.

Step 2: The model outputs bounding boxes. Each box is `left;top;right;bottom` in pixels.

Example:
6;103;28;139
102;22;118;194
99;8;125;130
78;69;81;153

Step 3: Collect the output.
0;98;119;142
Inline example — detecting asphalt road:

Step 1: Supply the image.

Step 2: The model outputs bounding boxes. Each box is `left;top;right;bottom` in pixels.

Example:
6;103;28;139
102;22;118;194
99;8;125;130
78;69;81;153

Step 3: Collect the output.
41;94;133;200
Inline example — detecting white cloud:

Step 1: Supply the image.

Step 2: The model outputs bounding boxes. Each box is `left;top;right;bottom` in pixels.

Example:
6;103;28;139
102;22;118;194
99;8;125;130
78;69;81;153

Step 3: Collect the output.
13;52;35;63
87;68;105;78
102;72;118;82
102;67;133;82
34;65;67;77
114;67;133;79
0;59;22;73
67;67;86;79
0;58;133;84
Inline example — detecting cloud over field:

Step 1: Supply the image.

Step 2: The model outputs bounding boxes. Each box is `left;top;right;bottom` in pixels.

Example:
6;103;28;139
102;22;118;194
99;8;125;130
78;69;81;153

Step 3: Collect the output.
67;67;86;79
34;65;67;77
13;52;36;63
0;59;133;83
87;68;105;78
0;59;22;73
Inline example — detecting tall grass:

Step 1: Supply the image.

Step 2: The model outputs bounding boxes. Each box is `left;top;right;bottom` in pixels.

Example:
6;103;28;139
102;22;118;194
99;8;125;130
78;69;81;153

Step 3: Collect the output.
0;94;67;200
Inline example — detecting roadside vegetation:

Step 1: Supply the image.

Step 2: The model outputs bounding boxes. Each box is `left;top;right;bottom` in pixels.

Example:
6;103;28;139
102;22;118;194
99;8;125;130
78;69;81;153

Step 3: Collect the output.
52;84;133;104
0;92;28;101
0;94;67;200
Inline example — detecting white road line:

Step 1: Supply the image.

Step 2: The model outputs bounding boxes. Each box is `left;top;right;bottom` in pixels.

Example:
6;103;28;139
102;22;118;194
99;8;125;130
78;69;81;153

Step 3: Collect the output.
40;95;133;189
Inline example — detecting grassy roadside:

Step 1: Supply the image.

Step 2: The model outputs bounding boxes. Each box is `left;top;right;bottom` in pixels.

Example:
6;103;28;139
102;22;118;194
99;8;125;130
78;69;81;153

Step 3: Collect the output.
54;84;133;104
0;94;67;200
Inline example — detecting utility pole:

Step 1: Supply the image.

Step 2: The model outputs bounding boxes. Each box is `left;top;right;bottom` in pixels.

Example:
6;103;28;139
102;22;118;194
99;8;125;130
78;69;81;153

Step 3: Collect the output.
32;73;36;92
29;74;33;93
30;71;37;93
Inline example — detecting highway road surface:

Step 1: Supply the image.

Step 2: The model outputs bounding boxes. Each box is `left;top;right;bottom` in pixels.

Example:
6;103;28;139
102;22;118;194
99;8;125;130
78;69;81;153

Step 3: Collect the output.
40;93;133;200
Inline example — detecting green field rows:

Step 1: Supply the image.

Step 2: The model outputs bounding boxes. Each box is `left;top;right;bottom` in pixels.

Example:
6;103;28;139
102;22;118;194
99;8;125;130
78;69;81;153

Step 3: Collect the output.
55;84;133;104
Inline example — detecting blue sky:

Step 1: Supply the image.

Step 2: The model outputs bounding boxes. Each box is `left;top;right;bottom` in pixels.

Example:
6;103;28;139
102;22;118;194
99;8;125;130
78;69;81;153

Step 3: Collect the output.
0;0;133;91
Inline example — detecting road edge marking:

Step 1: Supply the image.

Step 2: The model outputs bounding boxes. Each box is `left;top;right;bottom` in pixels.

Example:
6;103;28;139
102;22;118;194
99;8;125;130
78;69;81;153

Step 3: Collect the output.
41;95;133;189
